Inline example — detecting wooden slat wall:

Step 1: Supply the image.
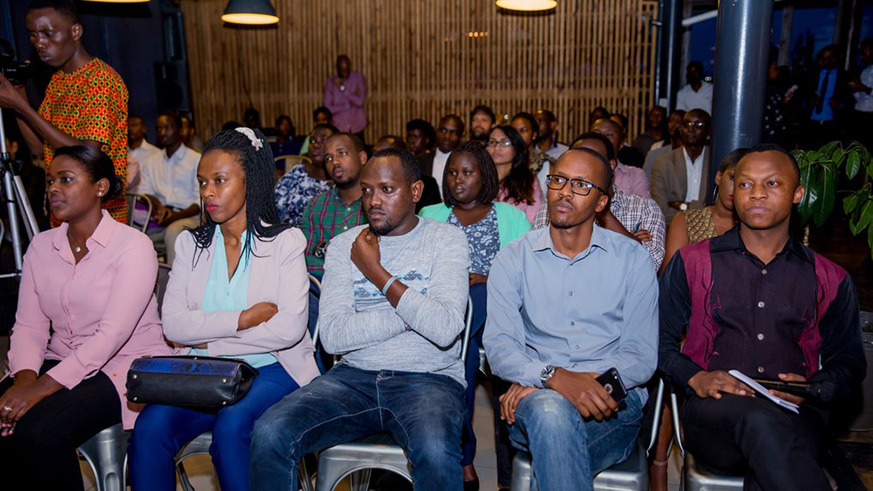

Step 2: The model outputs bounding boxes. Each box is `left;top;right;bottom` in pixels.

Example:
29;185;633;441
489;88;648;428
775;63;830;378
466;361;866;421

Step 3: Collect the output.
180;0;659;144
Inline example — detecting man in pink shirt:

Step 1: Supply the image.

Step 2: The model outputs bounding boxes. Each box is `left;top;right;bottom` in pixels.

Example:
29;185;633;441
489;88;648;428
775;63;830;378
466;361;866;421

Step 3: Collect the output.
324;55;368;142
593;118;651;199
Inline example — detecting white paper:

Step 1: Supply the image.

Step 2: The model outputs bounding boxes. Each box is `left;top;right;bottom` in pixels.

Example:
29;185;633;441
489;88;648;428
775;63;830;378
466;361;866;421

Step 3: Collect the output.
728;369;800;414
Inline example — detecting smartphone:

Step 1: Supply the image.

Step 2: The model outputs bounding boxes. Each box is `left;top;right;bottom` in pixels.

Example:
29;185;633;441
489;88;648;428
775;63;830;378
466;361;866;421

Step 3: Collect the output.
596;368;628;402
753;378;812;398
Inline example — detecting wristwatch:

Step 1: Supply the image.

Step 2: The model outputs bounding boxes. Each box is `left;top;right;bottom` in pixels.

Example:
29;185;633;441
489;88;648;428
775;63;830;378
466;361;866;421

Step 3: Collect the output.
540;365;556;388
679;202;688;211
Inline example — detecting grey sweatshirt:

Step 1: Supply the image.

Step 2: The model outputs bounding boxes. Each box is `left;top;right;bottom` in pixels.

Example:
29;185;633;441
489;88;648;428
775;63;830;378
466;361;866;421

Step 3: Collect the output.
318;218;471;388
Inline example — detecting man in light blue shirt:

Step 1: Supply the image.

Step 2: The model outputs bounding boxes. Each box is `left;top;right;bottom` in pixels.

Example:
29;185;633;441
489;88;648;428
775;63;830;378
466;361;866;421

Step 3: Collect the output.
483;148;658;491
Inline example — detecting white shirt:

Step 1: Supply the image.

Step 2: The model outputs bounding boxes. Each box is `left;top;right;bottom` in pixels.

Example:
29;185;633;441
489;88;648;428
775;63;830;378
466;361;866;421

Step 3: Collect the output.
683;147;705;202
432;149;451;194
855;65;873;112
676;81;714;114
544;142;569;160
138;144;201;210
127;140;160;193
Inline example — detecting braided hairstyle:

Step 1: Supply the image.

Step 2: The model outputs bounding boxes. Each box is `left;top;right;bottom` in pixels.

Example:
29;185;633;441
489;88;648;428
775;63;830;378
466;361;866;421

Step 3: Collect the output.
188;128;290;264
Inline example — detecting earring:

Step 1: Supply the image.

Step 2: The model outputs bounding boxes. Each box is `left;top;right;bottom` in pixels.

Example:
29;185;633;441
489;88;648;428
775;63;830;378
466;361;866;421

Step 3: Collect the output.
97;192;102;196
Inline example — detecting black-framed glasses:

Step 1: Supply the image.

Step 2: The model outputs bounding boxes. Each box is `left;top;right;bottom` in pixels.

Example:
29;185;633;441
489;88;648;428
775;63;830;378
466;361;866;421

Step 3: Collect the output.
546;175;607;196
682;120;707;129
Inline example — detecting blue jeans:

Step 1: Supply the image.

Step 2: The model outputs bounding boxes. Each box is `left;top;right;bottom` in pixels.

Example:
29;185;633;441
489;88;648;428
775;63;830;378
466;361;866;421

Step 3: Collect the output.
250;363;465;491
509;388;643;491
461;282;487;466
128;362;300;491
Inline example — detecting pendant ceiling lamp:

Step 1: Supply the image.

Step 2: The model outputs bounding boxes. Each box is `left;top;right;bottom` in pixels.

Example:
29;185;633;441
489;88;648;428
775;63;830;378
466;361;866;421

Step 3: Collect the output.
222;0;279;25
495;0;557;11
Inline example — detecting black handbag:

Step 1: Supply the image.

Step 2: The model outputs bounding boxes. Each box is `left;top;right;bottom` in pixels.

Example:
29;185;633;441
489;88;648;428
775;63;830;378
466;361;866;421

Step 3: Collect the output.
126;355;259;409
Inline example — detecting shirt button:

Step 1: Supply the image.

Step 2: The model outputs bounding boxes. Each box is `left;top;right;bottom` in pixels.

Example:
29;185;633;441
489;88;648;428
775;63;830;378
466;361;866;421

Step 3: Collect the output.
757;333;764;341
757;301;765;308
761;269;767;275
569;291;574;297
757;366;765;374
343;226;348;230
570;321;575;326
575;344;581;349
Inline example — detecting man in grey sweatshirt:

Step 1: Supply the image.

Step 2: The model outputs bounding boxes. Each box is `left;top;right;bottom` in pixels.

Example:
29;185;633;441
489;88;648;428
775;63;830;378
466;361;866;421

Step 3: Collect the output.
250;147;471;491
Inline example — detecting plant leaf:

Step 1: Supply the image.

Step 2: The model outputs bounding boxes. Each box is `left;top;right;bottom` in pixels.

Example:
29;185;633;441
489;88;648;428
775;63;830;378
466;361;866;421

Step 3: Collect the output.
855;200;873;236
832;147;844;166
798;165;820;226
844;193;860;215
813;165;836;227
847;151;861;179
820;141;838;157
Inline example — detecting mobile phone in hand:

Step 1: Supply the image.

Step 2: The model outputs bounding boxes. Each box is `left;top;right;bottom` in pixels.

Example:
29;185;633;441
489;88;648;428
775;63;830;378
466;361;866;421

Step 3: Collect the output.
596;368;628;402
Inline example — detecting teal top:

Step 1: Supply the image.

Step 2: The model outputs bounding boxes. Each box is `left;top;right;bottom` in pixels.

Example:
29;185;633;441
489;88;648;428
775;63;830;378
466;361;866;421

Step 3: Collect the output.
189;228;275;368
419;201;531;250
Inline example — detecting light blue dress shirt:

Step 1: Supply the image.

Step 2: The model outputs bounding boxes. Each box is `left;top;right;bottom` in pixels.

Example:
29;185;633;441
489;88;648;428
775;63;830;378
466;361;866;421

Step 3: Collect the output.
811;69;837;122
190;228;275;368
483;225;658;394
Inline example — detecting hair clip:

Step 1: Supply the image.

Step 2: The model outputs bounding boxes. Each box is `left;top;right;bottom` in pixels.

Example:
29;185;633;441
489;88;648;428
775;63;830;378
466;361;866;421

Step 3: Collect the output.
235;127;263;150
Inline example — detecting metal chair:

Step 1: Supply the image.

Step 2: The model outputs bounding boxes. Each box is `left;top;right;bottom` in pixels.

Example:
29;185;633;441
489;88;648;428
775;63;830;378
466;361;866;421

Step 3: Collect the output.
509;378;667;490
77;423;129;491
125;192;152;233
155;263;172;316
313;297;475;491
173;273;324;491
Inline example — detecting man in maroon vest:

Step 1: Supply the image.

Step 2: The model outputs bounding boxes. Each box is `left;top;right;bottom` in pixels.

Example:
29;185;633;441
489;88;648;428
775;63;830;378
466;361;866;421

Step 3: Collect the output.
658;144;865;490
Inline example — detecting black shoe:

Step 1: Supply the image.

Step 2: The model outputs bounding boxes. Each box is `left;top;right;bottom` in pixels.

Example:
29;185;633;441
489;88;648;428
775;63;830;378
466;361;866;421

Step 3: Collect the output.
463;478;480;491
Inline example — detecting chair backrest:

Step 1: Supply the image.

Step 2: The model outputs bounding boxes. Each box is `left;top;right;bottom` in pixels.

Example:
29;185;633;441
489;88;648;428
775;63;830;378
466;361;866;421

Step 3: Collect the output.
155;264;172;315
312;296;474;362
126;193;152;233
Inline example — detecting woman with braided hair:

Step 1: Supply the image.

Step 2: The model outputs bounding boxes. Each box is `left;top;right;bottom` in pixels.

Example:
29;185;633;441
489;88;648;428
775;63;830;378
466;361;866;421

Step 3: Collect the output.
128;128;319;490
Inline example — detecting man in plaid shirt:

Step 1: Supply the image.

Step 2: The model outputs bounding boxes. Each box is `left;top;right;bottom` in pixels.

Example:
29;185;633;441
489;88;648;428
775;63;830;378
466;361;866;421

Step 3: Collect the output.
301;133;369;278
533;132;666;269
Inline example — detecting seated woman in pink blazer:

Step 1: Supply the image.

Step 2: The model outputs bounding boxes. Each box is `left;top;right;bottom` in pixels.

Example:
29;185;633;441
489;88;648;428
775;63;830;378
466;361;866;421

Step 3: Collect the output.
0;145;172;490
128;128;319;491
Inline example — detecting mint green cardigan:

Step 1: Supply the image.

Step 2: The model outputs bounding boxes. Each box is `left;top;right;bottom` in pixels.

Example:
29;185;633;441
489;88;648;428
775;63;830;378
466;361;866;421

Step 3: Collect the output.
419;201;531;249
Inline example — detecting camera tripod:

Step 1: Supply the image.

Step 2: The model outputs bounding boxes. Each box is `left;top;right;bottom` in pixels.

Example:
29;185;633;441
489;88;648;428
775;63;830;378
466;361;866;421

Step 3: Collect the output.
0;108;40;280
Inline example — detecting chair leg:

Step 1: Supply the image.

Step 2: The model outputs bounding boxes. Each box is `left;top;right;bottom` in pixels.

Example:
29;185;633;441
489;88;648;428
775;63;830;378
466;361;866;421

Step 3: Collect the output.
177;461;196;491
348;469;372;491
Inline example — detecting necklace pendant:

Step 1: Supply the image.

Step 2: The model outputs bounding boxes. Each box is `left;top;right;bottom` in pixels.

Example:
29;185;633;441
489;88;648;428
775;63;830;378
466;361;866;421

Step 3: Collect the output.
74;246;82;253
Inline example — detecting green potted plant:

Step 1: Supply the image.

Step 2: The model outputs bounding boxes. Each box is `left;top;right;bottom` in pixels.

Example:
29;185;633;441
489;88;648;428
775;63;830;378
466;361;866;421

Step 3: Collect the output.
793;140;873;257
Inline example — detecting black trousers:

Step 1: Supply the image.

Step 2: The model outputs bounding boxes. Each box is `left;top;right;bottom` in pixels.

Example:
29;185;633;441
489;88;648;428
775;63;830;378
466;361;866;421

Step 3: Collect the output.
682;393;831;491
0;360;121;491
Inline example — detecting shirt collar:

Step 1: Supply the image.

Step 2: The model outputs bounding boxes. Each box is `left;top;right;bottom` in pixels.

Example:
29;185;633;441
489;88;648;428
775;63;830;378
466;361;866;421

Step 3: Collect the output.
532;223;610;258
52;210;115;251
163;143;189;163
711;226;813;264
330;187;362;206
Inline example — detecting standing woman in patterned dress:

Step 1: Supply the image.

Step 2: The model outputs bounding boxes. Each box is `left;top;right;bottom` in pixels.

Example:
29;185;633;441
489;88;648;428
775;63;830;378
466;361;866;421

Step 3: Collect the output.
649;147;746;491
0;0;129;225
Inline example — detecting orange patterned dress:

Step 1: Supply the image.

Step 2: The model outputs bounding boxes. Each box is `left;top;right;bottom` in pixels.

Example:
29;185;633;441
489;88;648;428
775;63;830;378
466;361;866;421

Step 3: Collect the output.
39;58;129;224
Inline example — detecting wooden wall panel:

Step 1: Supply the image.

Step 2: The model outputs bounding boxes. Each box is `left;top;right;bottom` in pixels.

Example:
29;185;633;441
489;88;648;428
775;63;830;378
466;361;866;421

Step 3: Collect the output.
181;0;659;144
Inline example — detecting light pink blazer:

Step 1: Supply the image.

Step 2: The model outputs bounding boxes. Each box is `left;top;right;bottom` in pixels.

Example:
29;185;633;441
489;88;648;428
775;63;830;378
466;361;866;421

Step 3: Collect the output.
162;226;319;388
8;211;172;429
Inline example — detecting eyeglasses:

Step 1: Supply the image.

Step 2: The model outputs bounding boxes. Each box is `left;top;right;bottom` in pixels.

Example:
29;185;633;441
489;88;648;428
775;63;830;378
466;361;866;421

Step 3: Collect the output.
487;139;513;148
545;175;607;196
682;120;707;129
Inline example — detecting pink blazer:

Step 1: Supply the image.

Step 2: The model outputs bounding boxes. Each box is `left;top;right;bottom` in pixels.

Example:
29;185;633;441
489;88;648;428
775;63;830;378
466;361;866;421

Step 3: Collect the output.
8;211;172;429
162;227;319;388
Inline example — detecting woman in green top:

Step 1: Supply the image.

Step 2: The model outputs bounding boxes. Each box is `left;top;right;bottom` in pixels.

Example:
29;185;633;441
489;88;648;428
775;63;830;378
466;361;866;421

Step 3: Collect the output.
419;141;529;490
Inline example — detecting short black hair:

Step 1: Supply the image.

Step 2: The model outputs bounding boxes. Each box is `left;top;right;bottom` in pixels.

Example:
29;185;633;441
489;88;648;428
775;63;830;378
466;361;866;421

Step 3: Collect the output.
570;131;615;161
158;111;183;129
687;60;704;72
221;120;243;132
54;146;122;202
511;112;540;135
313;106;332;121
439;114;466;135
537;109;557;123
275;114;293;127
470;105;496;124
442;141;499;207
371;147;421;185
742;143;800;185
326;132;365;154
611;113;629;130
557;147;614;191
28;0;79;24
406;119;436;150
375;135;407;151
312;123;339;135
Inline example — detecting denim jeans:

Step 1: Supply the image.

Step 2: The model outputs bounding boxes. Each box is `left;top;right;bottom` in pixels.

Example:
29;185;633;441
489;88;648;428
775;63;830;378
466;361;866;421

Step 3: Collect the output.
509;388;643;491
250;363;465;491
461;282;487;466
128;362;300;491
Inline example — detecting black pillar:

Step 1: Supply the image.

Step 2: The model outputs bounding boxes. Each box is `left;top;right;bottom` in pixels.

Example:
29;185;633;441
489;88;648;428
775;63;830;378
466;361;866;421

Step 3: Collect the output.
708;0;773;203
656;0;683;110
